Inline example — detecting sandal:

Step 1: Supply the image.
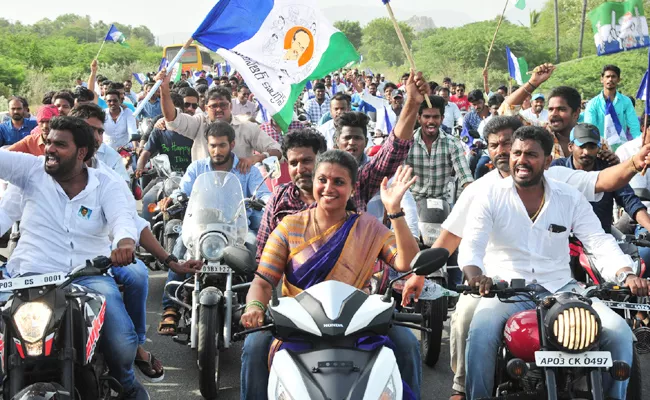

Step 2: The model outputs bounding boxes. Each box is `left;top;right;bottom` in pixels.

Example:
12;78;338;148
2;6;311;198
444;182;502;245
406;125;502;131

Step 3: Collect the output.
158;308;179;336
135;350;165;382
449;390;466;400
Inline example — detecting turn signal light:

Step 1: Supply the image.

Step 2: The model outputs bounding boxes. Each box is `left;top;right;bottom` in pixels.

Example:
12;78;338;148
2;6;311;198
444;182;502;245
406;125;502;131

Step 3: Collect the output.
147;203;158;213
610;361;631;381
506;358;528;379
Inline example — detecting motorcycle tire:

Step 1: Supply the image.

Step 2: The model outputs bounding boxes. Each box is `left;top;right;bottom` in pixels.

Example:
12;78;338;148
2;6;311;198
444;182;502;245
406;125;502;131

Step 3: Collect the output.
198;304;221;400
163;235;178;272
420;284;446;368
626;347;642;400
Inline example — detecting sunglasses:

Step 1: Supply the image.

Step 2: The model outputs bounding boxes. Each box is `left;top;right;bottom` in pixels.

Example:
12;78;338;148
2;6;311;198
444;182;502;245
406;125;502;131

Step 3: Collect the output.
207;101;230;110
184;102;199;109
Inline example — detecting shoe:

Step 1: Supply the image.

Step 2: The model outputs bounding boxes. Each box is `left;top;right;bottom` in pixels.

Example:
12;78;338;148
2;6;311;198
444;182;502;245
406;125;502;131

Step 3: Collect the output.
123;380;150;400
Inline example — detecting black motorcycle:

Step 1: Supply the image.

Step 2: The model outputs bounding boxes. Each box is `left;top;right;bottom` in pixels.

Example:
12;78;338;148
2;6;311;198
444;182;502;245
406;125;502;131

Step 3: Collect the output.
0;257;123;399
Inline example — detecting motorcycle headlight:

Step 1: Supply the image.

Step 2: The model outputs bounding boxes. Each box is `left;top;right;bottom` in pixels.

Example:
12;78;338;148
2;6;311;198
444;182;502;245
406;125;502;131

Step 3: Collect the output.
275;379;294;400
14;302;52;344
543;294;601;353
163;176;181;197
379;376;398;400
199;233;227;261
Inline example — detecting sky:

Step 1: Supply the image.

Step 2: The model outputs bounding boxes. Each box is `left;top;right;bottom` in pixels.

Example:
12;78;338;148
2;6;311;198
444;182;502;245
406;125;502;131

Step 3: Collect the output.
3;0;547;45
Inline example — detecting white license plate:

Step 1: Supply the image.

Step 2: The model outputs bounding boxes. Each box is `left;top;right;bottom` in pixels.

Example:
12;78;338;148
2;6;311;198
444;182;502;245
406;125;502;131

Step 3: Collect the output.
535;351;612;367
200;264;233;274
0;273;67;292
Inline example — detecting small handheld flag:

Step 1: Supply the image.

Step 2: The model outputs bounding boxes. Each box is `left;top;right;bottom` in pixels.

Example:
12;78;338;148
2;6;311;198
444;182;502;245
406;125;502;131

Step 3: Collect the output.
132;73;146;85
105;24;129;48
506;46;529;85
158;58;169;72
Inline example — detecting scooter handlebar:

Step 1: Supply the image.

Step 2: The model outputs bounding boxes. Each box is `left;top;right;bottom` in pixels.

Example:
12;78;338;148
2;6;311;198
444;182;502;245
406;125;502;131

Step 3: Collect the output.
393;313;423;323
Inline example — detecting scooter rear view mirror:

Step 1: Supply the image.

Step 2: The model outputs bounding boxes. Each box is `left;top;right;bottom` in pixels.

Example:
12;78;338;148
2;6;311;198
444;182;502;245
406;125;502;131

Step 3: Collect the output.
411;248;450;276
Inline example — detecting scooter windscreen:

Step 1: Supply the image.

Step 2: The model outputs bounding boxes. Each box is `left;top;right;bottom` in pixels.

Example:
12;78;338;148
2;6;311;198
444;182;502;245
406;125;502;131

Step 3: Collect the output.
11;383;68;400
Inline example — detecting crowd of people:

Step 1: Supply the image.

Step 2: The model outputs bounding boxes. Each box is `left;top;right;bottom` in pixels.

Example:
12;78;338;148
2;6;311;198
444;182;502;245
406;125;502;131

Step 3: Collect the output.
0;55;649;400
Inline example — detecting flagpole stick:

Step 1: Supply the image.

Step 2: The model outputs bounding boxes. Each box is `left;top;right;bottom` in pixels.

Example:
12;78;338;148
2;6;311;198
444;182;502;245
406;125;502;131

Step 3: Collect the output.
384;2;432;108
134;37;194;118
484;0;509;72
642;111;649;175
94;40;106;60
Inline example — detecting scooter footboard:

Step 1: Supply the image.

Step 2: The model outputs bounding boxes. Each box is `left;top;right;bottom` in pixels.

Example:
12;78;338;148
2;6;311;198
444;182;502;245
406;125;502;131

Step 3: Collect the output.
269;346;401;400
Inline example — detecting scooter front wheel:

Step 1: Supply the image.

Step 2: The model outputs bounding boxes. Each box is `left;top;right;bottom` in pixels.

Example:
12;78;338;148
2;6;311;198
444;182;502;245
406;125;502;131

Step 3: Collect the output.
198;304;221;399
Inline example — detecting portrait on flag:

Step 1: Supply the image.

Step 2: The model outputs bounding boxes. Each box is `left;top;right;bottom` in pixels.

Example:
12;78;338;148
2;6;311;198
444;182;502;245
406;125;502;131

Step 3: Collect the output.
192;0;358;131
589;0;649;56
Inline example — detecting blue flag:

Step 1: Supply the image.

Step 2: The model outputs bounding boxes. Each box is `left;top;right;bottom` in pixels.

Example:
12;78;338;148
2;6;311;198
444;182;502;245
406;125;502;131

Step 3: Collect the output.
216;64;223;77
258;101;270;123
158;57;169;72
460;125;474;149
604;98;625;148
105;24;129;47
132;73;145;85
225;61;232;76
636;47;650;115
383;106;393;134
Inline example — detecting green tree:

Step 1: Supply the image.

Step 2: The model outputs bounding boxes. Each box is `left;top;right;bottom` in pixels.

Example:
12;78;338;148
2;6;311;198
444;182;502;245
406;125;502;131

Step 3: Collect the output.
334;20;363;50
362;18;414;67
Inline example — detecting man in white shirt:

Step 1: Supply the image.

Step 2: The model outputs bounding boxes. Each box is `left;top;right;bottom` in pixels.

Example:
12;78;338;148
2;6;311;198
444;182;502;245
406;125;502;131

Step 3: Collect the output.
318;93;352;149
348;73;397;137
103;90;138;150
231;85;258;117
459;126;645;400
0;116;149;400
519;93;549;126
437;86;463;131
399;116;650;400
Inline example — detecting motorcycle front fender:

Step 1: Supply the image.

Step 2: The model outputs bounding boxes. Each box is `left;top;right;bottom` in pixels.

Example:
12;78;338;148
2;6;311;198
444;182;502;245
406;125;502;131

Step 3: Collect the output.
199;286;223;307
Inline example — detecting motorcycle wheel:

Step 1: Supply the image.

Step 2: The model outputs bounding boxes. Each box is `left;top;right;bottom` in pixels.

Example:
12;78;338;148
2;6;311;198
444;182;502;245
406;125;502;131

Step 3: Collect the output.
163;235;178;272
626;347;642;400
420;281;446;368
198;304;221;400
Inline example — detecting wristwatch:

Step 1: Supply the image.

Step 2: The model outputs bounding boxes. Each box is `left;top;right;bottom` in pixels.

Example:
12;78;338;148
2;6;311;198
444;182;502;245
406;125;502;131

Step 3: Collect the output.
616;270;636;285
163;254;179;268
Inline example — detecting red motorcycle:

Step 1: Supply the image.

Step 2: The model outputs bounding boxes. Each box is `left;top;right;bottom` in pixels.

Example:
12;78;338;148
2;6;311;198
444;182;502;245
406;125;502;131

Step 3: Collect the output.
457;280;642;400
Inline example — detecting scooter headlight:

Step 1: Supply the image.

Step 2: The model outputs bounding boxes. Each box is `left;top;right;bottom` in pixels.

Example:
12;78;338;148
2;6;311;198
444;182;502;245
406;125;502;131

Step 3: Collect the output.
275;380;294;400
199;233;227;262
379;376;398;400
14;302;52;344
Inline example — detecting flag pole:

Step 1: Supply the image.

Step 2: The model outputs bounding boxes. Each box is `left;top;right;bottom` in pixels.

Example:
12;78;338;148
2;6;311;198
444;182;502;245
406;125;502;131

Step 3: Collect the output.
133;37;194;118
384;2;432;108
642;111;649;175
484;0;509;72
94;39;107;61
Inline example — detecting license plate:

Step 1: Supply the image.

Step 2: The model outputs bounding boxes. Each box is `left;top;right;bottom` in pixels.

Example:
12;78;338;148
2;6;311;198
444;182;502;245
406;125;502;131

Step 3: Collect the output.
0;273;67;292
535;351;612;367
427;198;443;209
200;264;232;274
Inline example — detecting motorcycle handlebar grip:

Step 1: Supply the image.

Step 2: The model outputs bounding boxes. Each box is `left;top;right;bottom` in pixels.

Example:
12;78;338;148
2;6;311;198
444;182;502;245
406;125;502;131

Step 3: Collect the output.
394;313;423;323
634;239;650;248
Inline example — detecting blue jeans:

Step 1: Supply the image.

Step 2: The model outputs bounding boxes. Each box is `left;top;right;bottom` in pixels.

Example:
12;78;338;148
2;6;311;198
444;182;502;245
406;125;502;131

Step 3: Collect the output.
240;326;422;400
111;260;149;345
465;281;633;400
72;275;142;394
635;226;650;278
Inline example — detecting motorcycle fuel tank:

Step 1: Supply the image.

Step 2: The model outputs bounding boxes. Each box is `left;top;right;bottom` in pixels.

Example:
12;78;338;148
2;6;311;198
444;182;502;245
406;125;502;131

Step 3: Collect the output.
503;309;540;362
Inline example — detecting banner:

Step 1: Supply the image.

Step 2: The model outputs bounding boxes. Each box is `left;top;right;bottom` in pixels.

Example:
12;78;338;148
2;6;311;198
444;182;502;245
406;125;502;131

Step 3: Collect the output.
589;0;649;56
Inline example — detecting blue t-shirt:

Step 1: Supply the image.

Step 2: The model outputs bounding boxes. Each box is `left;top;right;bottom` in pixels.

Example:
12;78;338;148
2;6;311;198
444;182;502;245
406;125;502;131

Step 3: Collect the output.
0;119;37;146
144;129;194;172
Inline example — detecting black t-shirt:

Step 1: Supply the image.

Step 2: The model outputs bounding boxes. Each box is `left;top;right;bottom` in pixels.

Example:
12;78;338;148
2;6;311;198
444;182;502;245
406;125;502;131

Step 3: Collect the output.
144;129;194;172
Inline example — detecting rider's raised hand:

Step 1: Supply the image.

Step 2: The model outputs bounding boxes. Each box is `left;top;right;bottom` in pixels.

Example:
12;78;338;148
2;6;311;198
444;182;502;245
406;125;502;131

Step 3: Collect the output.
241;306;265;329
380;165;417;214
529;63;555;88
405;70;428;105
158;197;173;212
624;274;649;297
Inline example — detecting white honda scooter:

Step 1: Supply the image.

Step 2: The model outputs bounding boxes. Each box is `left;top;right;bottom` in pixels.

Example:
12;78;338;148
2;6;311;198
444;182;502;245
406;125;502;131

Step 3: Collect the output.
229;247;449;400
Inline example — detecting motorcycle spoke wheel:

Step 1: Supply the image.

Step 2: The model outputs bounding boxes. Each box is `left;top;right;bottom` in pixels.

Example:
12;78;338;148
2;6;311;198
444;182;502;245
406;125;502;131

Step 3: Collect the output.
198;304;221;400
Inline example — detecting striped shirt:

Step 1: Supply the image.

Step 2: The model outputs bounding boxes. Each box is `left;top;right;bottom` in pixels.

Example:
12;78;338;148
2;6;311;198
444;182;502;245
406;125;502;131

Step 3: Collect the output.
305;98;331;125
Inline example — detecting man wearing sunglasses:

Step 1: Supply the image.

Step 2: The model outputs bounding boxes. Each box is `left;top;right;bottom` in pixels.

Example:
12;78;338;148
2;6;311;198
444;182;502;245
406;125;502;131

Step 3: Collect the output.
135;89;197;176
156;69;282;173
